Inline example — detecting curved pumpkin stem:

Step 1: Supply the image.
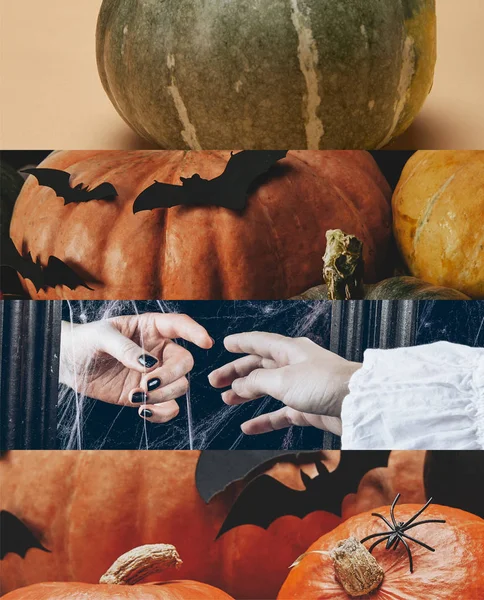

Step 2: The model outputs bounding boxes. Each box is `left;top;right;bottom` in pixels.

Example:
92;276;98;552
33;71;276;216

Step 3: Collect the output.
99;544;182;585
323;230;365;300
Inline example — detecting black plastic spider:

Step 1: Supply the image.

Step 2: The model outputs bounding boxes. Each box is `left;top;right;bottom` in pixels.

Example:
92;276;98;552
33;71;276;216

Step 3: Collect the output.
360;494;446;573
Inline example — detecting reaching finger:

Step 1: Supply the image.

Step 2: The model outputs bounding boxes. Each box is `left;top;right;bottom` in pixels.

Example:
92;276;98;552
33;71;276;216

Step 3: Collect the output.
242;408;342;436
231;367;286;400
98;326;159;373
138;400;180;423
208;355;277;388
140;376;189;405
221;388;263;406
223;331;295;363
142;342;195;388
241;407;312;435
150;313;213;349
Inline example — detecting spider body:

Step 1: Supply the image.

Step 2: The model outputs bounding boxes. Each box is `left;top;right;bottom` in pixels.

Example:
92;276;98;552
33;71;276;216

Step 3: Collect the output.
361;494;446;573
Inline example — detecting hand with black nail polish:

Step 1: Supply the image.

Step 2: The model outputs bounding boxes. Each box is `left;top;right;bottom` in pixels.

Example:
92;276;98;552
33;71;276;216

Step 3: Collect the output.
59;313;214;422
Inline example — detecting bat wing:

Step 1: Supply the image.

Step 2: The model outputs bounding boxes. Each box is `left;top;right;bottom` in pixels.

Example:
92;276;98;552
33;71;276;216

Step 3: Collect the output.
196;450;300;503
0;236;44;291
23;168;73;200
0;511;50;559
43;257;93;291
210;150;288;210
1;235;93;292
216;451;391;537
70;182;118;204
24;168;117;205
216;475;310;538
133;181;187;213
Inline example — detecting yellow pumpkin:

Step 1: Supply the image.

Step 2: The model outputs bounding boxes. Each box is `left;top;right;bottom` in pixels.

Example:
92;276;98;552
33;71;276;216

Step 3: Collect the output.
393;150;484;298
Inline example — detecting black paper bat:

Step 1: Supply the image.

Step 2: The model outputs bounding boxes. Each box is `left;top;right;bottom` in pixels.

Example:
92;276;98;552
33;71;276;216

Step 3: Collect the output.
196;450;320;503
0;511;50;559
1;235;93;291
133;150;288;213
216;451;390;538
23;168;118;204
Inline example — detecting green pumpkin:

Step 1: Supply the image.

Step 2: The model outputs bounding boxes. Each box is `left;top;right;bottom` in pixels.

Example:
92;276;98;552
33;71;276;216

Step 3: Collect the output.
292;230;470;300
96;0;436;150
294;276;471;301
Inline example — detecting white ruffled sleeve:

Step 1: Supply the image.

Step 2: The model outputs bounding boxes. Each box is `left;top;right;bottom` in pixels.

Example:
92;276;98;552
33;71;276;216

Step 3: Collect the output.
341;341;484;450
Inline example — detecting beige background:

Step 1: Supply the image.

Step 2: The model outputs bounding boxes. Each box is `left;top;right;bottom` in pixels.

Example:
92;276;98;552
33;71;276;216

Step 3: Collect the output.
1;0;483;150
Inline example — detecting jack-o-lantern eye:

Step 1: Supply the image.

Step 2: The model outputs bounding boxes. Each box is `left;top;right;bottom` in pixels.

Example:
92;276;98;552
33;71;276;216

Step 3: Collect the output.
133;150;287;213
23;168;117;205
0;510;50;559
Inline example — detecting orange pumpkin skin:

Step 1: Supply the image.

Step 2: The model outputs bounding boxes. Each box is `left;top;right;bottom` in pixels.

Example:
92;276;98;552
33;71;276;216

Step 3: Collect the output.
0;451;341;599
10;150;392;299
3;580;233;600
278;505;484;599
342;451;425;519
393;150;484;299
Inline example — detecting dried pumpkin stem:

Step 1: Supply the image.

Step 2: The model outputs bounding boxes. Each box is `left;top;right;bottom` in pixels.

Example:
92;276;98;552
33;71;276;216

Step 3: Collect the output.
323;230;365;300
330;537;384;597
99;544;182;586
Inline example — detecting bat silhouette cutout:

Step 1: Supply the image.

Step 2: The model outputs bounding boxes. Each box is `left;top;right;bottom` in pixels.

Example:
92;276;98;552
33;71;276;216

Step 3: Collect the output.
133;150;288;213
216;451;390;538
23;168;118;205
0;511;50;559
1;235;93;291
196;450;321;503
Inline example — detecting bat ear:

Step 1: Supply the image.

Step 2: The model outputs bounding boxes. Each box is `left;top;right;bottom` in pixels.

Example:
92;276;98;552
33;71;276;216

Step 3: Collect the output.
300;470;312;489
316;461;329;477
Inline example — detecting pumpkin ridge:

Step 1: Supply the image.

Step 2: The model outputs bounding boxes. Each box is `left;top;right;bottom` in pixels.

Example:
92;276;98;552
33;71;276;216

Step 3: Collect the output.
377;31;416;148
289;0;325;149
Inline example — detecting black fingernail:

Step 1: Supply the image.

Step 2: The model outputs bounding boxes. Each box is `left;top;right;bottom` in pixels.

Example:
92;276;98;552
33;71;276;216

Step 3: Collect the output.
140;409;153;418
138;354;158;368
131;392;147;403
147;378;161;391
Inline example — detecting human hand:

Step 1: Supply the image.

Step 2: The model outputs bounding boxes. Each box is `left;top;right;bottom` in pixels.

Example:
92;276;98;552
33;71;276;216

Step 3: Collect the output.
60;313;213;423
208;332;361;436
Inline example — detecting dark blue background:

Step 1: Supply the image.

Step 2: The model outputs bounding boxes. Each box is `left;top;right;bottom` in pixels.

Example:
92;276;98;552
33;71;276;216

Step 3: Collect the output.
59;300;484;450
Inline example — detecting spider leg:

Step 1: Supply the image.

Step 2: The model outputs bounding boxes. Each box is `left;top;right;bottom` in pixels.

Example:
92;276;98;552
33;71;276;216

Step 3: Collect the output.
389;493;401;528
371;512;395;531
399;535;414;573
400;531;436;553
402;497;433;527
361;531;392;543
404;519;446;531
369;534;392;554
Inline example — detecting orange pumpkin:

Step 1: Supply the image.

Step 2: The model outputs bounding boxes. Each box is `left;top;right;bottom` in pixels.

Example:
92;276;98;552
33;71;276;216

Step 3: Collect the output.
342;451;426;519
0;451;342;599
393;150;484;299
9;150;392;299
278;504;484;599
2;544;234;599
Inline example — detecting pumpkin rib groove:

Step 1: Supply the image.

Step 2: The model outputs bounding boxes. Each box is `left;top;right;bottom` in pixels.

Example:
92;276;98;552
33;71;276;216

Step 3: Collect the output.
377;27;416;148
257;185;289;295
412;172;456;255
288;0;325;149
63;453;84;582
